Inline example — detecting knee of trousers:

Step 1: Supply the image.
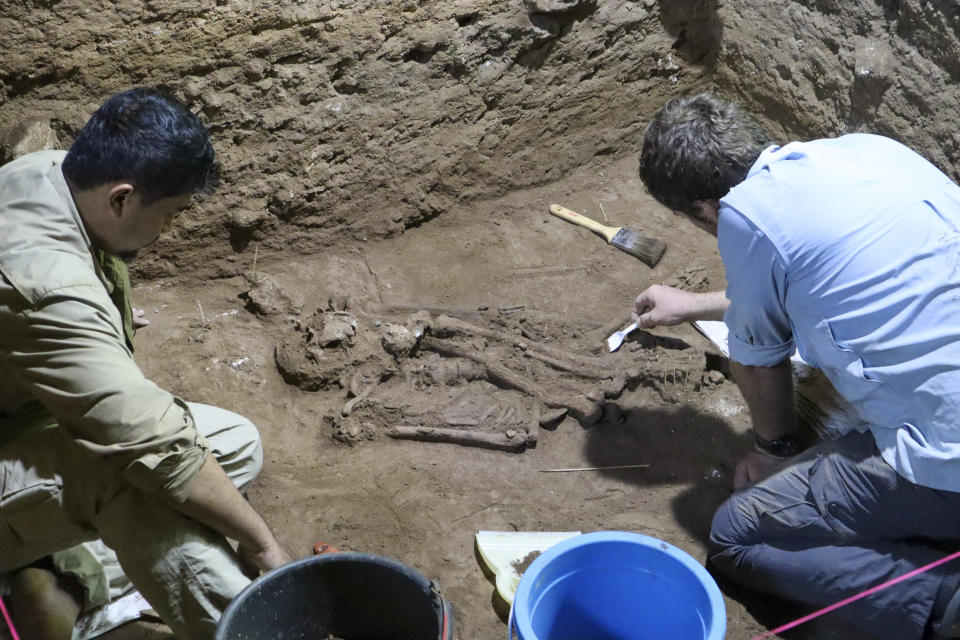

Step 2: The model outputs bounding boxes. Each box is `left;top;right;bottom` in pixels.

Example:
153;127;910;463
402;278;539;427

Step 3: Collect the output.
707;491;761;571
211;417;264;493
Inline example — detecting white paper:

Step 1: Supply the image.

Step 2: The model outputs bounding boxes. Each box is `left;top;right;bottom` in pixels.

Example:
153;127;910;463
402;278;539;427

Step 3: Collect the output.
74;590;152;640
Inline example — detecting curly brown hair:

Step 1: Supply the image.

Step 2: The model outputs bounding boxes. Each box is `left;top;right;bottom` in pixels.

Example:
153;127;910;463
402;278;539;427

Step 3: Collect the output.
639;93;772;215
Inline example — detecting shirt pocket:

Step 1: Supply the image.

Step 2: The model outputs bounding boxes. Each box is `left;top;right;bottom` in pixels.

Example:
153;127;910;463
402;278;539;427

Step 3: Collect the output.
759;500;823;531
821;318;884;387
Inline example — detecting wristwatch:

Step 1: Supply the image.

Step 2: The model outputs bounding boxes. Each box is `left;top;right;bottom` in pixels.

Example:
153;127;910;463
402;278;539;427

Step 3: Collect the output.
754;433;801;458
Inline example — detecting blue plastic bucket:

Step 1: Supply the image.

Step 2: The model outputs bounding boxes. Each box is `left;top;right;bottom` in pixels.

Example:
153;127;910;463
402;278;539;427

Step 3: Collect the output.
511;531;725;640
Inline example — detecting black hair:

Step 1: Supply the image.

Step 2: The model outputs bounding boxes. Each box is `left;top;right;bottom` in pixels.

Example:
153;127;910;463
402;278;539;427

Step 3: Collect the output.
62;87;220;204
638;93;772;215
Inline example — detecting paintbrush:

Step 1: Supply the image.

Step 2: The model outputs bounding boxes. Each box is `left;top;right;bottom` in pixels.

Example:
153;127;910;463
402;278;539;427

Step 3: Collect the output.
548;204;666;268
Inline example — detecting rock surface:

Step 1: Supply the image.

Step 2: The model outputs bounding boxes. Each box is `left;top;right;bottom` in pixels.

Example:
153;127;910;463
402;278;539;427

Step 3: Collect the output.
5;1;953;275
717;0;960;181
241;271;300;316
0;1;713;279
0;119;61;163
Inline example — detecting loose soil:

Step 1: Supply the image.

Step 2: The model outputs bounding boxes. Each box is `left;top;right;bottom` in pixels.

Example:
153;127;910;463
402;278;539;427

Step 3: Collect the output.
110;155;871;640
511;551;541;576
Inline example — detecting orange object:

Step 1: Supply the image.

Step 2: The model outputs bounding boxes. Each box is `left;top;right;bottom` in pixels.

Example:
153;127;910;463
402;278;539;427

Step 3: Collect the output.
313;542;340;555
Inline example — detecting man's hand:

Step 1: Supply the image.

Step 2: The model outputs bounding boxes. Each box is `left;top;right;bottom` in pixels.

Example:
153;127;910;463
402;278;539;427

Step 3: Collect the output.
733;449;787;488
633;286;729;329
133;308;150;329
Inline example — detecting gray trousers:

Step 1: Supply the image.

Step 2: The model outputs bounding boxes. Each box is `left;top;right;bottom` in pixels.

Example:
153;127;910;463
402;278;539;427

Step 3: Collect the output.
0;403;262;638
709;429;960;639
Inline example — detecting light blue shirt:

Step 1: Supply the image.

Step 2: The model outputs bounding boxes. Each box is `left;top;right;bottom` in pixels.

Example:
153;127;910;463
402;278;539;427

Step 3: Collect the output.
719;133;960;492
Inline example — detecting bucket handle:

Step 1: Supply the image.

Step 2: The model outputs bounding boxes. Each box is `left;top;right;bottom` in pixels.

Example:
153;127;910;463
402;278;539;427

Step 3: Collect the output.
507;598;516;640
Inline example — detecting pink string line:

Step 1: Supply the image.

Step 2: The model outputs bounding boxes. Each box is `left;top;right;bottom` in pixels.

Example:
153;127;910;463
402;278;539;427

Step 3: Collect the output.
0;593;20;640
747;547;960;640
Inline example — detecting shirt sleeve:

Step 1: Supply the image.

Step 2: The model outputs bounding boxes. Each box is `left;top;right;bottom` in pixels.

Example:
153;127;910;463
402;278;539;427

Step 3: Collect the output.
1;281;209;503
718;207;795;367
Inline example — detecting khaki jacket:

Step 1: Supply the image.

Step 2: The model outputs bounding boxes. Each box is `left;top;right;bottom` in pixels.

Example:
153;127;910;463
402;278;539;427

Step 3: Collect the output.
0;151;208;502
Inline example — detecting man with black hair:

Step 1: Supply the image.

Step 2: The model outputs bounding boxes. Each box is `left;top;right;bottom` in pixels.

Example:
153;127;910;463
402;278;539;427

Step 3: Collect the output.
633;93;960;639
0;88;289;639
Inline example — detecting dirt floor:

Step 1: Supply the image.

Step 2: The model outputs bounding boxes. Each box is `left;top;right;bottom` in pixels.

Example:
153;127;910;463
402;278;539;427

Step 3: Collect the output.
6;3;953;637
102;154;871;640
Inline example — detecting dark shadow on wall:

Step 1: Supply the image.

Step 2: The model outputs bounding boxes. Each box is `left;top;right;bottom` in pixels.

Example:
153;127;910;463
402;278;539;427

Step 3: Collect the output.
658;0;724;68
517;0;600;69
582;403;745;545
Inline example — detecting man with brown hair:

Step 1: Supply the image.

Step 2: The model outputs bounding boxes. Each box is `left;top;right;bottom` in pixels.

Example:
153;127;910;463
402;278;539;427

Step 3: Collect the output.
635;93;960;639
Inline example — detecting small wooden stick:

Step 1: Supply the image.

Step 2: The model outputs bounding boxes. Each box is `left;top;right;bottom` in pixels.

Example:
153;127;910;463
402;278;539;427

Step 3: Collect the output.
388;425;537;451
540;464;650;473
513;264;590;277
197;300;207;324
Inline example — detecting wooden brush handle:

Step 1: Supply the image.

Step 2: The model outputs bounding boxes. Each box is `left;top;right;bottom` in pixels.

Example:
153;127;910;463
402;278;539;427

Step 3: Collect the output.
549;204;617;242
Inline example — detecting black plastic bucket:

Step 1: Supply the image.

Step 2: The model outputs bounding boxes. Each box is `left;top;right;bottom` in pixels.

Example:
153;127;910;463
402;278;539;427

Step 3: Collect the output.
215;553;454;640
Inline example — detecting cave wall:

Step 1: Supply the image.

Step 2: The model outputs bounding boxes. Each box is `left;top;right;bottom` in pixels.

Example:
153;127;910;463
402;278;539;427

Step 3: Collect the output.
0;0;714;278
715;0;960;182
3;0;956;280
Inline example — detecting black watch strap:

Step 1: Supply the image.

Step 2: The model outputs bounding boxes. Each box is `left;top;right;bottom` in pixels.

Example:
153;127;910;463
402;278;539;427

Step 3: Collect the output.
754;433;801;458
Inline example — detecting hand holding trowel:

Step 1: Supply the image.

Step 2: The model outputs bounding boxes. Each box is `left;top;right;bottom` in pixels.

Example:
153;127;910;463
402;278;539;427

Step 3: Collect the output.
549;204;666;268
